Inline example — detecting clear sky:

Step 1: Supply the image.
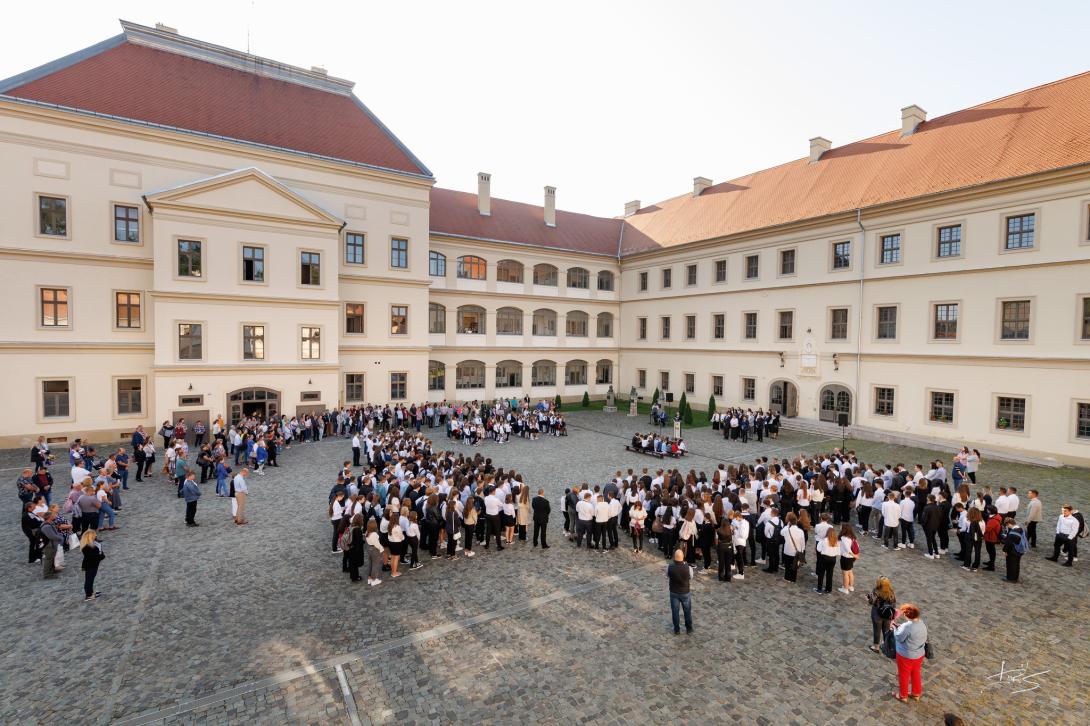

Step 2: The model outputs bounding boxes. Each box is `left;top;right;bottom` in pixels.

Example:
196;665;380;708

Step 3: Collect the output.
4;1;1089;217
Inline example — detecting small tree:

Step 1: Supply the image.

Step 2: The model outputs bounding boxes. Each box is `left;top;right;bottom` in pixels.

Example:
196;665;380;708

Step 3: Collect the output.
554;393;562;411
651;388;661;406
581;391;590;407
707;395;717;422
683;400;694;426
678;392;688;419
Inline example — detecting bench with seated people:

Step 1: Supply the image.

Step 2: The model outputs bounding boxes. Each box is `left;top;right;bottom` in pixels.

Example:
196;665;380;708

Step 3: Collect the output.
626;433;687;458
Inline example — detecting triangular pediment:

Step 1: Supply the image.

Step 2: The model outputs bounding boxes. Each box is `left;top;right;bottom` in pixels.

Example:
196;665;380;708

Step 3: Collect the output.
145;167;343;228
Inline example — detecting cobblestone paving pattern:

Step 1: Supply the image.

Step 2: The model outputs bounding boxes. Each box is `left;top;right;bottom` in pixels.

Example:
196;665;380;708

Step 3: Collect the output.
1;411;1086;725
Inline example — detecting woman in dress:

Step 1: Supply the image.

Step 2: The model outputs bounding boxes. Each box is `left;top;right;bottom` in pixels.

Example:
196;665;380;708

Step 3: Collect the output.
629;500;647;552
516;485;531;542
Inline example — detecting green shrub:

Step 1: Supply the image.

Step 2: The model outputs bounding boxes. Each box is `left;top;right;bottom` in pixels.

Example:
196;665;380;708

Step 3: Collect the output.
581;391;590;407
554;393;562;411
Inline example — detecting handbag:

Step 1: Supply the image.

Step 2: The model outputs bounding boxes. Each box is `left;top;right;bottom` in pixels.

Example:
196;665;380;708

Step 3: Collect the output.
652;519;663;534
924;641;934;660
54;545;65;568
67;533;80;550
880;628;897;659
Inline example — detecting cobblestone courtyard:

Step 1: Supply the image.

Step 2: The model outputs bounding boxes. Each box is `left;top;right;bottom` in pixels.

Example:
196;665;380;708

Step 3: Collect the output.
3;411;1088;725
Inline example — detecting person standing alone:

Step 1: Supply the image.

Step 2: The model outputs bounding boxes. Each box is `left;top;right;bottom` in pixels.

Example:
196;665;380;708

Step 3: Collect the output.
233;468;250;525
531;487;551;548
181;473;201;527
667;548;694;635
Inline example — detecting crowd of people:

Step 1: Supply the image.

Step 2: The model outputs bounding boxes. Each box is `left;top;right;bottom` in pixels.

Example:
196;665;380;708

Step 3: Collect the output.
712;407;781;442
628;433;688;457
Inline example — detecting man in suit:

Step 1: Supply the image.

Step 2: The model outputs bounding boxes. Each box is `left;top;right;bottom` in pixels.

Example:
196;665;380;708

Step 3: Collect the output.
532;487;551;549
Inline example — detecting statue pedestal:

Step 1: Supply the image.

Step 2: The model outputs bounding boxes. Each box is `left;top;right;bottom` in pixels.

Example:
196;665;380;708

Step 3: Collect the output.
627;401;638;417
603;406;617;413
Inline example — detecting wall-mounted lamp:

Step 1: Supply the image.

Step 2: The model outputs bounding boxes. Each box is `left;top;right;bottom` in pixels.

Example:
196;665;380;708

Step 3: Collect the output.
307;379;312;385
187;383;193;391
778;352;785;368
832;353;839;371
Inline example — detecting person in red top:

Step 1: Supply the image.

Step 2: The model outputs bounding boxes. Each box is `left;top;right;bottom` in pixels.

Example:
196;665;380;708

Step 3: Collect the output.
982;505;1002;571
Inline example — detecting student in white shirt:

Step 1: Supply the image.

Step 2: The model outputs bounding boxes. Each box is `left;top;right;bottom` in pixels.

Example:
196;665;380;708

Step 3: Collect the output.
575;493;594;549
781;512;805;583
837;523;859;594
593;497;611;551
731;511;749;579
881;492;901;549
814;527;839;594
898;488;916;549
1047;505;1079;566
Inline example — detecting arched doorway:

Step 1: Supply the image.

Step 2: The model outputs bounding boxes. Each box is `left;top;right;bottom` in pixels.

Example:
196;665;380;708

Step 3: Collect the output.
769;380;799;418
227;387;281;424
819;384;852;424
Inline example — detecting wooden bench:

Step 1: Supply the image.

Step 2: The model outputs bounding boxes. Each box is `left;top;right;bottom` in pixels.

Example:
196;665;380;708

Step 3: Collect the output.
625;444;664;458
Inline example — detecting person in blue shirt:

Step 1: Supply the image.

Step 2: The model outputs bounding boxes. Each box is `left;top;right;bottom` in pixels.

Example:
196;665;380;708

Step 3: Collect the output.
181;474;201;527
215;457;232;497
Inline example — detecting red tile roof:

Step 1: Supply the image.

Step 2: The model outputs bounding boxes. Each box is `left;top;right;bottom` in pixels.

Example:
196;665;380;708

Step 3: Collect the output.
621;70;1090;254
3;41;429;176
430;186;623;257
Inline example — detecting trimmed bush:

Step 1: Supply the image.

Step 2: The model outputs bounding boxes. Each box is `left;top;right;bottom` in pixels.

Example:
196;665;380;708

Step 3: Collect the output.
554;393;562;411
581;391;590;407
707;395;717;422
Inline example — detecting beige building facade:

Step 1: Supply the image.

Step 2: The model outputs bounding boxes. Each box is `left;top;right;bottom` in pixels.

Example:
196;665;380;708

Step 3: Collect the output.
1;21;1088;465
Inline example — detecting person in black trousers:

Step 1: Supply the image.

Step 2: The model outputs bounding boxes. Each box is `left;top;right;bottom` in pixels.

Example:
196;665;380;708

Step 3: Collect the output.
921;495;942;559
716;522;734;582
21;502;43;564
763;508;782;574
80;530;105;601
531;488;551;548
1001;518;1024;583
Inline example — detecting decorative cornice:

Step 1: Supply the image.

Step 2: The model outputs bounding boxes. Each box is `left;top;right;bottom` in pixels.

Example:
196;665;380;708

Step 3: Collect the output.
148;291;340;308
152;364;342;373
0;245;152;268
0;341;153;352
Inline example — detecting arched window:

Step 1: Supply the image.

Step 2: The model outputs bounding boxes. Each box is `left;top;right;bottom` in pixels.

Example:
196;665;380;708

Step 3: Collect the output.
596;312;614;338
532;309;557;336
429;251;446;277
531;360;556;386
595;359;613;384
566;267;589;289
456;305;486;334
566;310;589;337
821;389;835;411
565;359;588;385
428;361;446;391
533;263;558;286
496;259;524;283
457;255;487;280
597;270;615;291
428;302;446;334
496;360;522;388
496;307;523;335
456;360;485;389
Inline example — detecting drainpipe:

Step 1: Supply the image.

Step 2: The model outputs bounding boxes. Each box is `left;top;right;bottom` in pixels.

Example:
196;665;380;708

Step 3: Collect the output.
854;208;865;427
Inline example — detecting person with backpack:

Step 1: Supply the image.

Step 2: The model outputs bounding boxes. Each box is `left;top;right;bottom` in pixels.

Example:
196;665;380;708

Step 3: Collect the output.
838;523;860;594
868;576;897;653
762;507;783;574
1002;517;1027;583
781;512;805;583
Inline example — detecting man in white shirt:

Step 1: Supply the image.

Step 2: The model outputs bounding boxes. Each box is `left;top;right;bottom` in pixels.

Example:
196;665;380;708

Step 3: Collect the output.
593;496;611;551
898;489;916;549
483;488;504;550
995;488;1011;518
607;493;622;549
881;492;901;549
233;468;250;525
70;460;91;487
575;492;595;548
1006;488;1020;518
1047;505;1078;566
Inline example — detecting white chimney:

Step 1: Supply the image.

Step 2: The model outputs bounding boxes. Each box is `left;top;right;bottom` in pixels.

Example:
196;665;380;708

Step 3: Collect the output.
477;172;491;216
310;65;328;76
624;200;641;217
692;177;712;197
544;186;556;227
809;136;831;163
901;105;927;136
155;23;179;35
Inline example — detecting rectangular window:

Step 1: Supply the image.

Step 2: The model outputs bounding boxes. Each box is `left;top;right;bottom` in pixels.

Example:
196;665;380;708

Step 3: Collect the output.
876;306;898;340
42;380;70;418
996;396;1026;431
1082;297;1090;340
685;314;696;340
829;307;848;340
178;323;202;360
713;260;728;283
1077;402;1090;439
745;254;759;279
639;271;648;292
38;195;67;237
345;373;365;402
778;310;794;340
597;271;614;291
345;232;365;265
390;306;408;335
742;377;756;401
744;312;758;340
177;239;202;278
428;303;445;334
300;326;321;359
937;225;961;258
116;378;142;415
243;325;265;360
662;268;672;289
346;303;365;334
929;391;955;424
300;251;321;285
712;375;723;397
39;287;69;327
178;395;204;407
832;241;851;269
879;234;901;264
933;303;959;340
242;246;265;282
660;371;670;391
686;264;697;286
429;251;446;277
1005;214;1035;250
300;391;321;402
113;204;140;243
660;316;671;339
874;387;895;416
390;372;407;400
115;292;141;329
684;373;695;394
390;238;408;269
712;313;725;340
637;369;646;388
1000;300;1031;340
780;249;796;275
638;317;647;340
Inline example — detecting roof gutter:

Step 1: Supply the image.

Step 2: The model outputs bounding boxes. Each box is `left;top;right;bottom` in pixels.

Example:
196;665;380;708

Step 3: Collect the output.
854;208;865;427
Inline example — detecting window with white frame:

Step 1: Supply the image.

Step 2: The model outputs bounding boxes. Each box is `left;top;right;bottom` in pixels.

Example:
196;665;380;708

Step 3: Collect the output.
346;373;365;402
390;372;407;400
874;386;895;416
929;391;955;424
42;380;70;418
1000;300;1031;340
39;287;69;327
712;313;725;340
116;378;142;415
178;323;202;360
933;303;959;340
829;308;848;340
300;326;321;359
996;396;1026;431
242;325;265;360
712;375;723;397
